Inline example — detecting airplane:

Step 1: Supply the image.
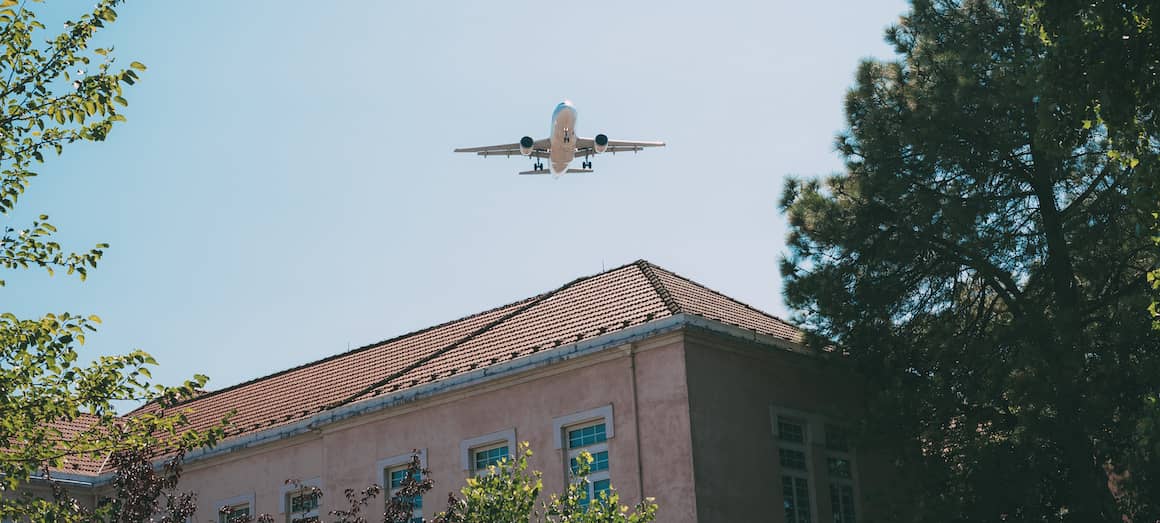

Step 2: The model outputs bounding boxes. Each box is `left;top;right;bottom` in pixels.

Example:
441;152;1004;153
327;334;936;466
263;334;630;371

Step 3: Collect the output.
454;100;665;177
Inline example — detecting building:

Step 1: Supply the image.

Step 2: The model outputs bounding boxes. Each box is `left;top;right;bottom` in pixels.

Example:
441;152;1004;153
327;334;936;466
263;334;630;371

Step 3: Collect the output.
37;260;877;522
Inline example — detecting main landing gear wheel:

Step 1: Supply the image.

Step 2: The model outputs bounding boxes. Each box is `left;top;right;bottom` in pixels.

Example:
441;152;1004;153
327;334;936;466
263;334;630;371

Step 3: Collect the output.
534;161;543;171
582;161;592;169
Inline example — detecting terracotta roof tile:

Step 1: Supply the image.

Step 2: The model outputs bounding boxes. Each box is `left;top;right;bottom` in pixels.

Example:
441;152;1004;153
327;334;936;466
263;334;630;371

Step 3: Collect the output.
647;264;804;343
40;414;110;476
121;260;802;457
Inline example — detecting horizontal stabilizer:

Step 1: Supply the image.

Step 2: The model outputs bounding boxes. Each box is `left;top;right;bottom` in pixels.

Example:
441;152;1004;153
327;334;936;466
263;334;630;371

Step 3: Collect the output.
518;169;551;175
565;168;594;174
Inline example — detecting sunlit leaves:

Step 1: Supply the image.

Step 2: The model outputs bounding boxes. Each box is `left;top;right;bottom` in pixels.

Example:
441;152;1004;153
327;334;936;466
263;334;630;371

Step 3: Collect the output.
0;0;143;215
433;443;657;523
0;2;224;521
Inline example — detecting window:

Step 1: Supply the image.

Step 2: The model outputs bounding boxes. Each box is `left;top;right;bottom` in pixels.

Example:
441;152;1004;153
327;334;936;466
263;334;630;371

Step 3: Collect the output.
780;448;808;471
775;414;812;523
567;420;611;508
216;494;255;523
779;417;806;443
388;465;424;523
378;450;427;523
220;503;251;523
473;443;510;473
461;429;516;475
784;476;812;523
827;457;852;479
280;479;322;523
288;490;320;523
824;424;858;523
830;484;857;523
552;406;616;510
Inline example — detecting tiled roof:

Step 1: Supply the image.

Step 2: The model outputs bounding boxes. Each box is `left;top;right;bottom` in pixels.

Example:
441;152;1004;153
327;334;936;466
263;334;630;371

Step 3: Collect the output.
38;414;111;477
134;261;803;456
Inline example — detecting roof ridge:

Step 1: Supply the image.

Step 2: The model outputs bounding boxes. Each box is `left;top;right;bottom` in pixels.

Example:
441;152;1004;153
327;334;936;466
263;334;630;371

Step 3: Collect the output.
126;260;661;421
133;261;652;415
644;262;801;333
635;260;682;315
326;268;605;409
142;294;548;412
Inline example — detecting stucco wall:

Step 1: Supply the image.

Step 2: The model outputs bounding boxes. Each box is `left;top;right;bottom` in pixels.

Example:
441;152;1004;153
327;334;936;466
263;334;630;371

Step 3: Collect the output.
176;335;696;523
683;330;867;523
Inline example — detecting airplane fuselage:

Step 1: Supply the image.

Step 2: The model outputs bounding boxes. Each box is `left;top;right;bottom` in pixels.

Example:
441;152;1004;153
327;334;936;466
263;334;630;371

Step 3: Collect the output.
453;101;663;176
549;100;578;174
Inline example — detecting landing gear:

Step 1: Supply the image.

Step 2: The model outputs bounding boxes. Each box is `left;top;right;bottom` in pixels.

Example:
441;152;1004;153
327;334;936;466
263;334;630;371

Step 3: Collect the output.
582;155;592;170
534;161;544;171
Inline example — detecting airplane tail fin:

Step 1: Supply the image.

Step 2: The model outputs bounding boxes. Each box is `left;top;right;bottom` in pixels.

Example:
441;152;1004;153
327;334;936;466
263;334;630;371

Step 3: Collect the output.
518;169;551;175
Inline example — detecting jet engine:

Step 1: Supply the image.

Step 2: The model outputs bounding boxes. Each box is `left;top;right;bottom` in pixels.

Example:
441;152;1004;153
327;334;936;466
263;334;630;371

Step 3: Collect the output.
594;134;609;153
519;136;534;156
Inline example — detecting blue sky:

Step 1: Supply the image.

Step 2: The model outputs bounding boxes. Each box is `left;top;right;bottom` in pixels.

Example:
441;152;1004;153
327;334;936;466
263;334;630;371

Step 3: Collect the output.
8;1;909;395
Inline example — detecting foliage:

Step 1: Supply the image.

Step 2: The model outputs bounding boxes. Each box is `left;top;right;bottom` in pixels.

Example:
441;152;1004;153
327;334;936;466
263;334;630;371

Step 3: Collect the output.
779;0;1157;521
0;446;198;522
539;451;657;523
0;0;220;518
436;443;657;523
435;443;542;523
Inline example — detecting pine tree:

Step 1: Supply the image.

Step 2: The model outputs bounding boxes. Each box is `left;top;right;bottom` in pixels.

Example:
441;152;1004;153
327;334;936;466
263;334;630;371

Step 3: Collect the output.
780;1;1158;520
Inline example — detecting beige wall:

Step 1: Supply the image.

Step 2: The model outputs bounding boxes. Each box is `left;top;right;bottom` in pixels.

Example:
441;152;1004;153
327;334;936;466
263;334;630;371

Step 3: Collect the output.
177;334;697;523
683;330;867;523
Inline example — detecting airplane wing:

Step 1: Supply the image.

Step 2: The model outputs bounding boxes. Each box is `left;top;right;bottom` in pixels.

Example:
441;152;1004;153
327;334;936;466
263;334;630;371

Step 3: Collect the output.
573;137;665;158
454;138;551;159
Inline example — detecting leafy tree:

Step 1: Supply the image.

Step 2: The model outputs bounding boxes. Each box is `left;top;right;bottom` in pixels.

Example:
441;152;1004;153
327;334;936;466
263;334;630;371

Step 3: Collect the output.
0;447;199;522
435;443;657;523
779;0;1157;521
0;0;218;519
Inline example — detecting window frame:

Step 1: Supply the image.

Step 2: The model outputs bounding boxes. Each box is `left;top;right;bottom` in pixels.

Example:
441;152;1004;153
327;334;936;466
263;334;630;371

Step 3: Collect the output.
551;404;614;450
555;407;614;509
215;493;255;523
460;428;516;475
771;407;818;523
279;477;322;523
378;449;427;523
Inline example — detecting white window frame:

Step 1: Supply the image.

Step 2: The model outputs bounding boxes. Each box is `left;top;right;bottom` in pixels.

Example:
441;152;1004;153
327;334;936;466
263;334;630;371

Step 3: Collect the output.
551;404;614;449
772;406;818;523
279;477;322;523
554;405;615;508
378;449;427;523
460;428;516;475
215;493;255;523
565;419;612;507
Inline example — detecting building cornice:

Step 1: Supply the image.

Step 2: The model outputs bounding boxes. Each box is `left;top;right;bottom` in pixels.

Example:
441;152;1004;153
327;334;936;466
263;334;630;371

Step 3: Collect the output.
88;313;806;485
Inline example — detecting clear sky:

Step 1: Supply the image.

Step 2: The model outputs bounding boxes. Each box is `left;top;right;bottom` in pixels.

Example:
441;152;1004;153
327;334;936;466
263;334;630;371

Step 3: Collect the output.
8;1;910;396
